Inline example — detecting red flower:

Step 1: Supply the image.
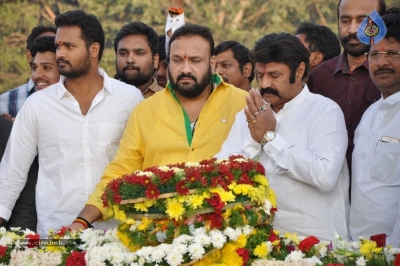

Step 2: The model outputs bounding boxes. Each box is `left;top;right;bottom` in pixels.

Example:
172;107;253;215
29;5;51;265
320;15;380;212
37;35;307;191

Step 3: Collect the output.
270;208;278;214
394;253;400;266
176;180;189;195
370;233;386;247
207;212;224;229
0;246;8;259
109;179;120;193
299;236;320;252
113;193;122;204
140;176;152;186
206;193;225;214
57;226;71;237
145;184;160;199
25;233;40;248
236;248;250;266
66;251;86;266
101;192;109;208
269;229;280;243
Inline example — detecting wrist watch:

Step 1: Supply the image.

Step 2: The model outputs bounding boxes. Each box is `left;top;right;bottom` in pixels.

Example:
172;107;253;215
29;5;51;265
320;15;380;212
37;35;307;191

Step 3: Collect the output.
260;131;276;146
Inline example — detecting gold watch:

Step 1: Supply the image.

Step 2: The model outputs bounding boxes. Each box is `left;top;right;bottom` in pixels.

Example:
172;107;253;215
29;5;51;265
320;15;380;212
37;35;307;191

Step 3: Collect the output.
260;131;276;146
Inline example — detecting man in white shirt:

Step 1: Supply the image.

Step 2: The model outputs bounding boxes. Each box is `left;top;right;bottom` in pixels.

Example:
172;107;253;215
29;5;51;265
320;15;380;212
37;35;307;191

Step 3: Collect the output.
0;10;142;236
350;14;400;245
216;33;350;241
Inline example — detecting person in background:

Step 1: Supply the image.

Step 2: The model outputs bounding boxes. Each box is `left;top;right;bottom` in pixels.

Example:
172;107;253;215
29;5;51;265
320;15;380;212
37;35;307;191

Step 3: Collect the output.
215;41;254;91
350;13;400;245
154;35;168;88
114;22;163;98
0;25;56;120
295;22;341;80
307;0;385;175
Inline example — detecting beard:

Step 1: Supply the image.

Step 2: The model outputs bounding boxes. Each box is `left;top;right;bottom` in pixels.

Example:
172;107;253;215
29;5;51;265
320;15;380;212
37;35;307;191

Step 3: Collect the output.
57;51;91;79
340;33;370;57
168;66;212;98
117;62;154;87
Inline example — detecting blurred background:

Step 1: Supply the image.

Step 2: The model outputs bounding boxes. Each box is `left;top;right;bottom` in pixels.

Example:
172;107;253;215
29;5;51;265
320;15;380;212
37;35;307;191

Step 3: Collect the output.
1;0;399;93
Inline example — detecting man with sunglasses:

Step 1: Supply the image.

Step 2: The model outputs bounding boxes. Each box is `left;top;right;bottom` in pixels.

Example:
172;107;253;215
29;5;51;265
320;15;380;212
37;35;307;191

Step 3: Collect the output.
350;13;400;245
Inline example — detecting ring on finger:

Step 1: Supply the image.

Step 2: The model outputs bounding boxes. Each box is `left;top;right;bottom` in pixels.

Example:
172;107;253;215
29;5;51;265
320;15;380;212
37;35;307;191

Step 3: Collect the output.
253;111;260;116
246;119;250;122
258;104;267;111
251;120;256;124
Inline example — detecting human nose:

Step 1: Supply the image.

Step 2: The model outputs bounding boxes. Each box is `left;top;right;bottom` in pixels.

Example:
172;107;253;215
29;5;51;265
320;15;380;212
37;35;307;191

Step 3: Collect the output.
31;67;43;81
127;52;135;64
348;20;359;34
181;59;192;73
258;75;272;89
376;53;390;66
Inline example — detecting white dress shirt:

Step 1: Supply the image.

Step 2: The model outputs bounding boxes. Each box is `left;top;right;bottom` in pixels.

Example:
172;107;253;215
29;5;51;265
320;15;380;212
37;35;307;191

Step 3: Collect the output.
350;91;400;244
216;86;350;241
0;68;143;236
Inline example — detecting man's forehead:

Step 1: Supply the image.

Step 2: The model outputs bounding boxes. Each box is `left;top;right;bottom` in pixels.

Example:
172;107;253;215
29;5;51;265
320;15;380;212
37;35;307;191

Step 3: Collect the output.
255;62;287;72
339;0;380;16
215;49;235;61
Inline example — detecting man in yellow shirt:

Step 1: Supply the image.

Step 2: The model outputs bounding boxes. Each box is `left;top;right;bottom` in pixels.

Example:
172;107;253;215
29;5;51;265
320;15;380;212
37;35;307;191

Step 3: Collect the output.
67;24;248;228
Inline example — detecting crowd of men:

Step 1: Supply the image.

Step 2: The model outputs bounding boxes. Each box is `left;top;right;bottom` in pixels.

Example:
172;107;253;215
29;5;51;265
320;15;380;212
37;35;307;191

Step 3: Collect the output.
0;0;399;247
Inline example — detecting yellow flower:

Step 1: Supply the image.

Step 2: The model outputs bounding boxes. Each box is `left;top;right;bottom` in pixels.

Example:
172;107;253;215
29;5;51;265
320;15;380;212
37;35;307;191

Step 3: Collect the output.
134;200;155;212
113;205;127;221
253;174;268;187
187;194;205;210
267;188;278;207
210;187;236;203
166;199;185;220
45;245;65;252
284;232;299;245
254;242;269;258
228;182;237;190
236;234;247;248
223;209;232;219
137;217;152;231
125;218;136;225
117;228;140;252
372;247;382;254
273;229;280;235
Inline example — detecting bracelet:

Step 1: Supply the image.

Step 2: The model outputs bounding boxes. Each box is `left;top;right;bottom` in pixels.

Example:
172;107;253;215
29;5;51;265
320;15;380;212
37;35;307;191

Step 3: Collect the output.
74;216;94;229
169;7;184;15
73;219;88;229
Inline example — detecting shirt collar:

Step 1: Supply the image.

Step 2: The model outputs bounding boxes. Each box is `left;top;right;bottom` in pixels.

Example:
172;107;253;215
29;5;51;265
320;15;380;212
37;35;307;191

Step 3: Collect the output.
380;91;400;108
147;77;163;93
56;68;111;99
280;84;311;111
333;52;370;75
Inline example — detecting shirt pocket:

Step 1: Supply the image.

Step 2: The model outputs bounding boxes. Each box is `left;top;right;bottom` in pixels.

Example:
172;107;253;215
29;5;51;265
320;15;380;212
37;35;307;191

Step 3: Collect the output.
370;142;400;185
98;122;125;161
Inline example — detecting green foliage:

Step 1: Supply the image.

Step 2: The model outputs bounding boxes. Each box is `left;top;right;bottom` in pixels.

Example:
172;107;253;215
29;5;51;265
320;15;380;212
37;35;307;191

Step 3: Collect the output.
1;0;399;93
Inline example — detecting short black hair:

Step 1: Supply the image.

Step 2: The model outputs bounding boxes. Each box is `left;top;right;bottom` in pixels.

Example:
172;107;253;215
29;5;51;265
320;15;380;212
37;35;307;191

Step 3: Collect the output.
168;24;214;63
26;25;56;50
55;10;105;61
29;36;57;58
158;35;166;61
249;33;310;84
385;7;400;15
296;22;341;61
337;0;386;18
382;13;400;43
214;41;255;83
114;22;159;56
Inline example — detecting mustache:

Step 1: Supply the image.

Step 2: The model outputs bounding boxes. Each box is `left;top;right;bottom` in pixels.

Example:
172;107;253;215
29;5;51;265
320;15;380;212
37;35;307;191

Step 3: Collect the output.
342;34;360;44
123;64;140;72
57;58;71;65
177;73;197;82
374;67;395;75
260;87;282;98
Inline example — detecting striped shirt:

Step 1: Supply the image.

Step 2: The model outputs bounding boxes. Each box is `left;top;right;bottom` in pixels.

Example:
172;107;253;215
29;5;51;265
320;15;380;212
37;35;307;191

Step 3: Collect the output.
0;79;35;117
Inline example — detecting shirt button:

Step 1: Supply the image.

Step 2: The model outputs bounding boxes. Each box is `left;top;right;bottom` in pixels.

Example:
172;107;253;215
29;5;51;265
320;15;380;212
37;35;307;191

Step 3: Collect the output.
176;19;179;21
351;78;356;81
192;148;194;151
170;20;173;23
348;101;352;104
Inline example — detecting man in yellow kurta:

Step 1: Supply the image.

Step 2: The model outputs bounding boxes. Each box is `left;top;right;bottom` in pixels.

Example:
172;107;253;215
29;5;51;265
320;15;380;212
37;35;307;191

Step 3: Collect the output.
67;24;248;227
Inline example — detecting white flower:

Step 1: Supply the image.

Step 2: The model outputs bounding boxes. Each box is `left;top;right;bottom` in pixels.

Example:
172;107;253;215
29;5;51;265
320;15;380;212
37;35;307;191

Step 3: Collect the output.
356;256;367;266
284;250;305;262
174;243;188;254
241;225;253;236
134;171;154;178
223;227;238;241
193;233;211;246
165;251;184;266
388;248;400;255
158;166;171;172
350;241;360;250
210;230;226;249
10;227;21;232
192;227;207;236
319;245;328;258
151;247;166;263
185;162;200;167
263;199;272;215
189;242;205;260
